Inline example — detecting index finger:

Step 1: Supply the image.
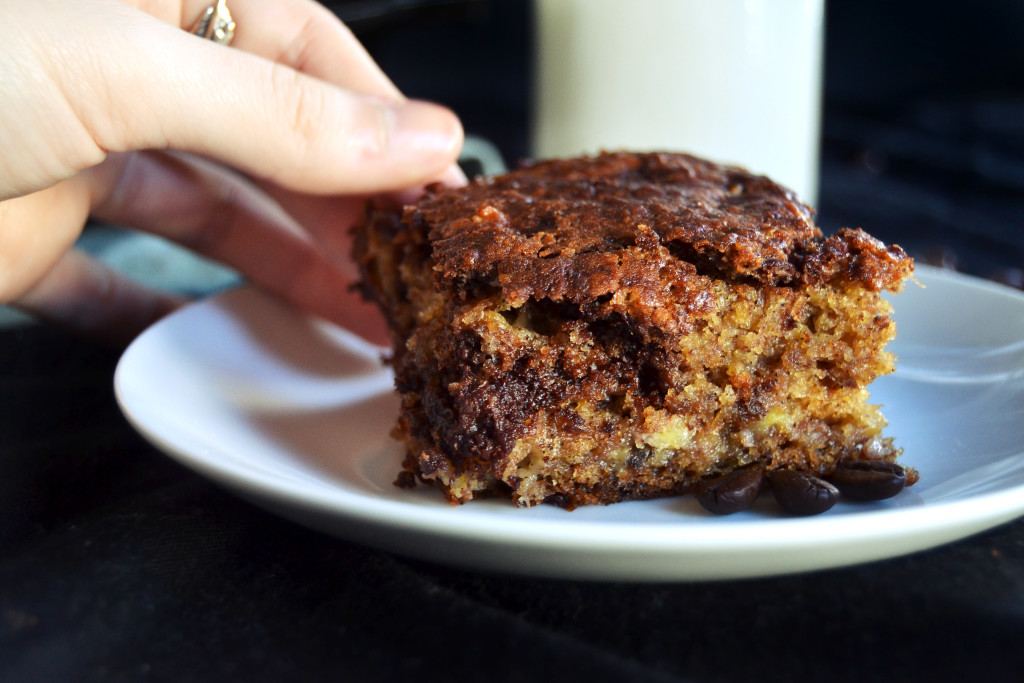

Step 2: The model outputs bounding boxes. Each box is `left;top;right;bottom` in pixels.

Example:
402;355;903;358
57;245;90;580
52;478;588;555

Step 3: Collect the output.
174;0;403;98
170;0;468;189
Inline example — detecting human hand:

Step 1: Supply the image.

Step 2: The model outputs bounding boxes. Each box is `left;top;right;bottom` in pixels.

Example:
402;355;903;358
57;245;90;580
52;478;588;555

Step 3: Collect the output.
0;0;464;345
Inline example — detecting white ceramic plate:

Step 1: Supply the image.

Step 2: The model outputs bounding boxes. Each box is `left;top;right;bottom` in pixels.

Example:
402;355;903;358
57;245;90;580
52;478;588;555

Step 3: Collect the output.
114;265;1024;581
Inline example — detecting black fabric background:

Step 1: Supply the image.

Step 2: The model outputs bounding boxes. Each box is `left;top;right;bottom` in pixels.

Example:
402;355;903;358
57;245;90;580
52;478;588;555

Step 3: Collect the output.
3;1;1024;680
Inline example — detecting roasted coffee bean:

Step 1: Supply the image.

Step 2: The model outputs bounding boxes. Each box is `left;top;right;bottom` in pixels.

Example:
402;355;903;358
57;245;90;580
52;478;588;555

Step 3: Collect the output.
829;460;907;501
768;470;838;516
696;469;763;515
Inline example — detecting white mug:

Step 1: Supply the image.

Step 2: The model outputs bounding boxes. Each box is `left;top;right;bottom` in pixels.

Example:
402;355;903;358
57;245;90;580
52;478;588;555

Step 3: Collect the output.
532;0;825;203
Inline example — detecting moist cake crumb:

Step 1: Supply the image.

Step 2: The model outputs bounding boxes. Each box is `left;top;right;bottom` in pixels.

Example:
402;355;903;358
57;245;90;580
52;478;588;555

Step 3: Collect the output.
354;151;915;509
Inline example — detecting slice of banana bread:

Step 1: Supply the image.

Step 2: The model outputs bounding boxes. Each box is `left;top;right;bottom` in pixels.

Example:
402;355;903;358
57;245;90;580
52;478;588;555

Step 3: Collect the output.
354;152;914;509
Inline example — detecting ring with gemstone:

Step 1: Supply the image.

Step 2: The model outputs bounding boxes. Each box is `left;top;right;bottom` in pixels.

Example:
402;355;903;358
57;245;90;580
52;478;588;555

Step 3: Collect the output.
191;0;235;46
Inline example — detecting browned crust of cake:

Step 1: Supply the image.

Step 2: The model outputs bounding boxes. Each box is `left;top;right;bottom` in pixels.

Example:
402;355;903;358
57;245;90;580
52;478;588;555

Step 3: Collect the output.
354;151;915;509
421;151;908;294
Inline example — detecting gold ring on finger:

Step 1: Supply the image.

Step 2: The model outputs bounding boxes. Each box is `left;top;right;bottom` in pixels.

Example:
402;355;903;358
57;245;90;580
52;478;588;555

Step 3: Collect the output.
191;0;235;46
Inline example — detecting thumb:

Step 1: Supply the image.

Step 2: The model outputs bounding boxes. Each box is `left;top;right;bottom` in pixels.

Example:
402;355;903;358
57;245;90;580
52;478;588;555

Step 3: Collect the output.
55;2;462;194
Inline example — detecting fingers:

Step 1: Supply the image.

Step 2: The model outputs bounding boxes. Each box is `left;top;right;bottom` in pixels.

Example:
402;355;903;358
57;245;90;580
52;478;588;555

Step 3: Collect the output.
205;0;468;192
6;147;391;344
88;150;389;343
51;3;462;195
0;167;180;344
14;248;184;346
252;160;468;268
3;0;457;344
178;0;403;98
0;179;93;302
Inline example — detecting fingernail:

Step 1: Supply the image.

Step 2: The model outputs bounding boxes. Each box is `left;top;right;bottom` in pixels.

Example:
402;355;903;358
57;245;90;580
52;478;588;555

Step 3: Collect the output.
389;100;464;161
438;163;469;187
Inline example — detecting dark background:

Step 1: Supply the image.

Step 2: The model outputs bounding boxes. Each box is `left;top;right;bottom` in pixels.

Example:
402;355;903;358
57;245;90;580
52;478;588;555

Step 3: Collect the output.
3;1;1024;681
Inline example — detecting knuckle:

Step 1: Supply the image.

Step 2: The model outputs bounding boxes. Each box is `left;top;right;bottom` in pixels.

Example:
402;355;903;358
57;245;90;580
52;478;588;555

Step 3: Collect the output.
282;15;327;73
188;179;246;257
0;204;11;300
0;258;16;303
0;202;37;302
269;64;327;170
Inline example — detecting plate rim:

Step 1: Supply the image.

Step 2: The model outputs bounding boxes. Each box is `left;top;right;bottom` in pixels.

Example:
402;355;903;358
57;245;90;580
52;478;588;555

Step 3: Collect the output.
114;264;1024;577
